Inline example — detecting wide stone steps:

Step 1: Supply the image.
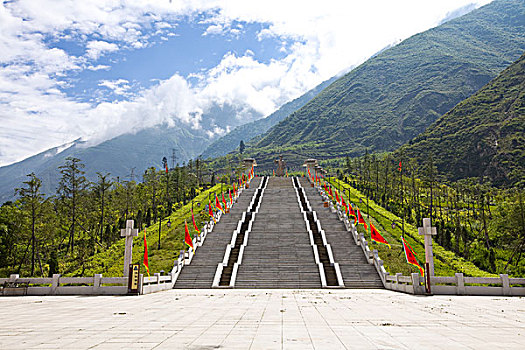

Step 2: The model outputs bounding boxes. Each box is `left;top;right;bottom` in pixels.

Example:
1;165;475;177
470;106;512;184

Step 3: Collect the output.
233;177;321;288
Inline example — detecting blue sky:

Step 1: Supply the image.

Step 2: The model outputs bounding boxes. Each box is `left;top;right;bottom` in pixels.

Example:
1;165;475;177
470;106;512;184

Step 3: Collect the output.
0;0;492;166
53;18;291;104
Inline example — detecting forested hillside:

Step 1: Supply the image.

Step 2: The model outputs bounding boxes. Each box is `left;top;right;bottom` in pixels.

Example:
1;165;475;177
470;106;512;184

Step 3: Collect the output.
250;0;525;164
399;53;525;187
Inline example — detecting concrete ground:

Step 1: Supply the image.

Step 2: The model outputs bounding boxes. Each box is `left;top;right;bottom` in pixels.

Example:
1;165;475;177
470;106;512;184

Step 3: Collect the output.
1;289;524;349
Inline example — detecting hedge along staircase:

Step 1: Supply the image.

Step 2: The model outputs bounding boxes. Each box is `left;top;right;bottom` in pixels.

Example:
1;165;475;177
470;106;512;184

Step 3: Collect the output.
173;176;262;288
299;177;384;288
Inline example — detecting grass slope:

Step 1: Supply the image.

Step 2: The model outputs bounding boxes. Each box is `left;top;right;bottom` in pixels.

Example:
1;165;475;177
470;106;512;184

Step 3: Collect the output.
69;185;223;277
327;178;496;277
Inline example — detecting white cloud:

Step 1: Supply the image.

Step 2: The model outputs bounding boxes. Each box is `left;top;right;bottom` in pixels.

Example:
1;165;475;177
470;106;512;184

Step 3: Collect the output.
0;0;494;166
87;64;111;71
98;79;132;96
86;40;119;60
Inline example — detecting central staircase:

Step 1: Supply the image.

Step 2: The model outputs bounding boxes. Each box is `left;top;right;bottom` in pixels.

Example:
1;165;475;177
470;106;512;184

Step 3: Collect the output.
234;177;322;288
174;176;383;289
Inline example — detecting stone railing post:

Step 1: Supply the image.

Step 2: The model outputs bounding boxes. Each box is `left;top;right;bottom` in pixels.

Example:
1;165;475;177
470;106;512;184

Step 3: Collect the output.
411;273;422;294
455;273;465;295
500;274;510;296
9;274;19;283
94;274;102;293
51;274;60;295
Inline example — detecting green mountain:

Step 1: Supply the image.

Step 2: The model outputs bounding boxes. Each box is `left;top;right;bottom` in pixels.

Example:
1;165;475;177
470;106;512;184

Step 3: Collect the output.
399;53;525;187
0;125;209;202
250;0;525;165
0;100;264;202
200;76;338;159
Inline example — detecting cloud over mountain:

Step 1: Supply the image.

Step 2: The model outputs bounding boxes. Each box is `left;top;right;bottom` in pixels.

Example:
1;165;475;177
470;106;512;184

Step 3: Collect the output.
0;0;491;166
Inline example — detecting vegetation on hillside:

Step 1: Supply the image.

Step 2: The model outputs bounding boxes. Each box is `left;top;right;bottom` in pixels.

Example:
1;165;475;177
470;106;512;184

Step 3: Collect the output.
0;156;239;278
247;0;525;166
399;53;525;187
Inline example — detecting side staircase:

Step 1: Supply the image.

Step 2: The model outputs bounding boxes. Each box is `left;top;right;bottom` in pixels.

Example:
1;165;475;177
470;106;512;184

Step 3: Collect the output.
299;177;384;288
173;177;262;288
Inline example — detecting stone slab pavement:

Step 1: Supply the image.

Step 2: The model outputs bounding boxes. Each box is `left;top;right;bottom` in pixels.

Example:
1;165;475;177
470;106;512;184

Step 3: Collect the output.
0;289;524;349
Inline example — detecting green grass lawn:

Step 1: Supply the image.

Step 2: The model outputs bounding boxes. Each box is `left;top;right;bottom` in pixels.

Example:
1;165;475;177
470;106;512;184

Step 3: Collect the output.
326;177;496;277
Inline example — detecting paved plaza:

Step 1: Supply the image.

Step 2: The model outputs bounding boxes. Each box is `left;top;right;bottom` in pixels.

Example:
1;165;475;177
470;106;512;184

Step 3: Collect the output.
1;289;524;349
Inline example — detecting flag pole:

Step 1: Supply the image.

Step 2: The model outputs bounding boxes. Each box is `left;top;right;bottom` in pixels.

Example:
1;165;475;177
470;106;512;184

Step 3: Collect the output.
400;154;405;237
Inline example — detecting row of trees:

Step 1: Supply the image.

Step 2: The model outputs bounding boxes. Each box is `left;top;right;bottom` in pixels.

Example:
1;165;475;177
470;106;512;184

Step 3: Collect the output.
331;153;525;275
0;157;210;277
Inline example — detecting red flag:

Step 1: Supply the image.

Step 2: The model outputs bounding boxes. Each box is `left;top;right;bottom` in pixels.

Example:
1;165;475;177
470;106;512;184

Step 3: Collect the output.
222;192;227;209
229;189;233;205
215;194;224;213
398;160;402;172
348;205;357;224
143;228;150;276
370;222;390;248
402;236;424;275
208;200;216;223
329;186;333;198
184;221;194;249
357;209;368;231
191;208;199;233
165;162;169;174
335;190;339;203
273;169;275;176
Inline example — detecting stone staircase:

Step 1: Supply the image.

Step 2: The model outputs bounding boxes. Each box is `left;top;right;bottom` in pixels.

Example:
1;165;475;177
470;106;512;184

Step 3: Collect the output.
234;177;322;288
173;177;262;288
299;177;384;288
174;175;383;289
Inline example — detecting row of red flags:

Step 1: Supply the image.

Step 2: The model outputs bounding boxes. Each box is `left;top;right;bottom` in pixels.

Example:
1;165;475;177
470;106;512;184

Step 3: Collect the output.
307;168;424;275
144;166;255;276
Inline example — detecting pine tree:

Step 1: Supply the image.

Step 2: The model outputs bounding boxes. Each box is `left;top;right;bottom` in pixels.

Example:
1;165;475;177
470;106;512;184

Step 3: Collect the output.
57;157;87;255
15;173;44;276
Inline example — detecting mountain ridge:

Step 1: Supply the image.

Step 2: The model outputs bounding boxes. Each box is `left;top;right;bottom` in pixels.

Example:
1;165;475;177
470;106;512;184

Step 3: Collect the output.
249;0;525;166
399;53;525;187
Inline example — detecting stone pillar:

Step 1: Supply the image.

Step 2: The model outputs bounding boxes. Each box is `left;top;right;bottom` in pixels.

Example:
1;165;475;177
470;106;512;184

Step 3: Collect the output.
121;220;138;277
418;218;437;276
303;159;318;177
243;158;257;177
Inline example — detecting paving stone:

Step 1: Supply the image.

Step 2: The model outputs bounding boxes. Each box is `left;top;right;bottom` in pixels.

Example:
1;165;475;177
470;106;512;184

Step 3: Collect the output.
3;289;522;349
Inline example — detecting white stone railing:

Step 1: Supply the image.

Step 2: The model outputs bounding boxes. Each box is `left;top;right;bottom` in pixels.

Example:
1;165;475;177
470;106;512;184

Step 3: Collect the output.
294;177;344;288
0;274;128;296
